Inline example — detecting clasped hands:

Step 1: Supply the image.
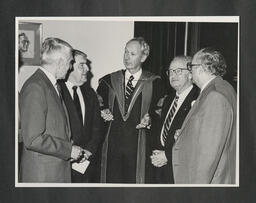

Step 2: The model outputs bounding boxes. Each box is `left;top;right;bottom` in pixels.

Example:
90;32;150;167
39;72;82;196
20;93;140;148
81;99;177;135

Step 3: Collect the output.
150;150;168;167
71;145;92;163
101;109;151;129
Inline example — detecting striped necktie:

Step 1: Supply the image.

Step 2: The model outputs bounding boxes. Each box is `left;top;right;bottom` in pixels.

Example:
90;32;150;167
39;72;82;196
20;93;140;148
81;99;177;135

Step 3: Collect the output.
162;95;179;145
125;75;135;112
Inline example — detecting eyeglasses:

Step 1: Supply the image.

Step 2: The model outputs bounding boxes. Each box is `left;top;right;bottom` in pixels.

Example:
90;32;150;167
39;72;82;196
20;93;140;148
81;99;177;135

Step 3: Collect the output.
187;62;203;71
78;63;89;72
166;68;188;76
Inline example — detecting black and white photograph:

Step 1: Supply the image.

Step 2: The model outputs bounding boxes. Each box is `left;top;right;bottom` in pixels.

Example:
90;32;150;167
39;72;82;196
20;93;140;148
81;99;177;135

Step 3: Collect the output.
16;17;239;187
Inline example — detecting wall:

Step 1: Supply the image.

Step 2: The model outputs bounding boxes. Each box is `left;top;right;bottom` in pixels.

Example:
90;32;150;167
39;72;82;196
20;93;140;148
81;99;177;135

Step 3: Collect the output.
18;20;134;90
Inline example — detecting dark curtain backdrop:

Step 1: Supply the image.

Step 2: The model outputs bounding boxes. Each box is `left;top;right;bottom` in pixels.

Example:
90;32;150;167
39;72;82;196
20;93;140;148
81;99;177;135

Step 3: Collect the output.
134;22;238;92
0;0;255;203
188;22;238;89
134;22;185;93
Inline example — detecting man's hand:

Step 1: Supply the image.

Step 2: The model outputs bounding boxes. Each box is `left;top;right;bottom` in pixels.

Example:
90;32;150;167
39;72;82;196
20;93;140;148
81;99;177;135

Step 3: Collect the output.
71;145;83;161
101;109;114;122
150;150;168;167
136;113;151;129
79;149;92;163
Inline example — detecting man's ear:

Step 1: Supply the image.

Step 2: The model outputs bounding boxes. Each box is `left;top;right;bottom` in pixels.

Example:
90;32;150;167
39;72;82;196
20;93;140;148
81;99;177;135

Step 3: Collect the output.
140;54;148;63
188;72;193;80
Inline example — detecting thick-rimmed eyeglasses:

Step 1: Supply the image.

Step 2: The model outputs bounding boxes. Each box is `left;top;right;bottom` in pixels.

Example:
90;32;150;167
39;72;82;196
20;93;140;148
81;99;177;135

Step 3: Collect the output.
187;62;203;71
166;68;188;76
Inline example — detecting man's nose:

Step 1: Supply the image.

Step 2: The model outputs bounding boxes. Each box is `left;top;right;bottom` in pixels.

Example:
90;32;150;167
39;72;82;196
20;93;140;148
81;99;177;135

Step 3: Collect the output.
124;53;130;60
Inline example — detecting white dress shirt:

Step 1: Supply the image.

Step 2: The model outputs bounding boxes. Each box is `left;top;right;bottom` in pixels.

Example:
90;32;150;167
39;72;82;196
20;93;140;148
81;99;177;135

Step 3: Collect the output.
160;85;193;146
125;68;142;88
65;80;85;124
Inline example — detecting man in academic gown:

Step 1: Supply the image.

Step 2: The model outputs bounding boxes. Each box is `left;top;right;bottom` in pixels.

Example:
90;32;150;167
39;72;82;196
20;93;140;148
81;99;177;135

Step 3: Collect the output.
97;37;164;183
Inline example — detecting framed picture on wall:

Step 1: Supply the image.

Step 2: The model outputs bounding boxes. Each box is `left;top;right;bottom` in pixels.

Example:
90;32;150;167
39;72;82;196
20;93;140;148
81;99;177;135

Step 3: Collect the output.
18;22;42;65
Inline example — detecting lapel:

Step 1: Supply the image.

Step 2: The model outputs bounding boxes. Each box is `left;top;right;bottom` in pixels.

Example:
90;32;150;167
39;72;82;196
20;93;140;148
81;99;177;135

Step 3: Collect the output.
37;69;66;118
62;82;86;127
177;80;217;141
175;86;199;120
161;94;175;125
160;86;199;136
80;85;88;126
37;69;71;139
111;70;152;121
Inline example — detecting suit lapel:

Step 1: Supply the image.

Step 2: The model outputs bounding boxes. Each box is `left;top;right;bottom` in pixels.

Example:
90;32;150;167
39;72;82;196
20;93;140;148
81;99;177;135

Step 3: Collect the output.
37;70;65;117
124;70;151;121
80;86;88;126
111;70;151;121
110;70;126;118
37;70;71;140
160;94;175;131
177;80;216;141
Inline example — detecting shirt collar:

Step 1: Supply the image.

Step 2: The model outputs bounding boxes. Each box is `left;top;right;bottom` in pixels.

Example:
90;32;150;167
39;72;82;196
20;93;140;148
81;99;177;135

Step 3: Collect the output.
40;67;57;86
201;76;216;93
125;68;142;81
176;85;193;100
66;80;75;89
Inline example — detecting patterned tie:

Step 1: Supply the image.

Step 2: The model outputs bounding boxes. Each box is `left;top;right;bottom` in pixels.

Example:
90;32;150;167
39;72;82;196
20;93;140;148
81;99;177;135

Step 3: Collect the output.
72;86;83;124
125;75;135;112
162;95;179;145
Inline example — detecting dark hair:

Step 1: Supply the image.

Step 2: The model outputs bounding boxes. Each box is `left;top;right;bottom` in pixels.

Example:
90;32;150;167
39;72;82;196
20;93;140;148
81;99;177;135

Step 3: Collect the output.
73;49;87;58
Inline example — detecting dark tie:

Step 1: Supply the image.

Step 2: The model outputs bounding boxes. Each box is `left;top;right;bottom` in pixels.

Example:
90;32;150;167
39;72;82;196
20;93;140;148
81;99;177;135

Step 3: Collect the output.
56;83;69;123
72;86;83;124
162;95;179;145
56;83;63;102
125;75;135;112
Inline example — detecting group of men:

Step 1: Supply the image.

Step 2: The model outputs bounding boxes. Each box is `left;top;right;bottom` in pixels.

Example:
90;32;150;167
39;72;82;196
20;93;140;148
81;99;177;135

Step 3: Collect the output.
19;36;236;184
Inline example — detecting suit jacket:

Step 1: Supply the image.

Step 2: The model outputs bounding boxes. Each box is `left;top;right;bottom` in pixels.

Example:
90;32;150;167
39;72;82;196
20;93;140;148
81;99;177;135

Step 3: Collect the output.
172;76;237;184
153;85;199;183
19;69;72;183
59;81;104;182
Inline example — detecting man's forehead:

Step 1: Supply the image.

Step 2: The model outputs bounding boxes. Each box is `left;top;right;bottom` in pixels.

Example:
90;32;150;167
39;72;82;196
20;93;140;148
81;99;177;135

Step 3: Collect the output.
169;59;187;69
126;41;141;49
75;55;87;62
192;53;201;62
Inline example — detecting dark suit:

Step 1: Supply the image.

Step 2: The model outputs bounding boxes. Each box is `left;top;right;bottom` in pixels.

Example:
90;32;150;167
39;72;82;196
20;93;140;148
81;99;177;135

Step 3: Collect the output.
153;85;199;183
20;69;72;183
59;81;104;183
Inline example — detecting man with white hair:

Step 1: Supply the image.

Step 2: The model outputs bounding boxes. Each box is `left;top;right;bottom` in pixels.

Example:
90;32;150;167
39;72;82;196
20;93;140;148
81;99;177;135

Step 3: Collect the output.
20;38;84;182
151;55;199;183
172;48;237;184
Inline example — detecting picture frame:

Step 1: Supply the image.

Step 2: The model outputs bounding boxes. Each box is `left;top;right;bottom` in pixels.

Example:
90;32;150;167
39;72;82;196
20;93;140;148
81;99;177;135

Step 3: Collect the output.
18;22;42;65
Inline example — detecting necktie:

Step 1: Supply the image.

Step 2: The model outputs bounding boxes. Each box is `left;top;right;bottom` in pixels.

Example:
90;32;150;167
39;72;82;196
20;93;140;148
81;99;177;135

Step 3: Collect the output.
72;86;83;124
162;95;179;145
56;83;63;101
56;82;69;124
125;75;135;112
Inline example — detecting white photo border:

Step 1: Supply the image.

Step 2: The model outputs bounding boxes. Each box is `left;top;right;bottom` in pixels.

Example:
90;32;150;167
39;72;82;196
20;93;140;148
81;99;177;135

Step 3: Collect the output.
15;16;239;187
